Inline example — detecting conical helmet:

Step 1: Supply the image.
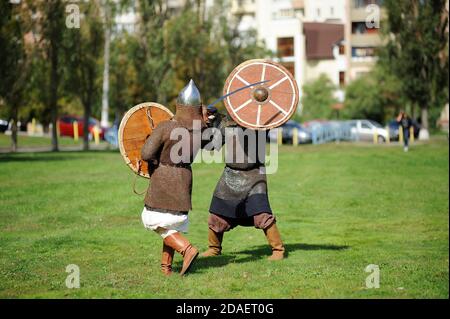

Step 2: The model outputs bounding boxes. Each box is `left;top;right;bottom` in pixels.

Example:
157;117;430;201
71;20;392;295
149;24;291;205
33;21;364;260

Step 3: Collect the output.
177;79;202;107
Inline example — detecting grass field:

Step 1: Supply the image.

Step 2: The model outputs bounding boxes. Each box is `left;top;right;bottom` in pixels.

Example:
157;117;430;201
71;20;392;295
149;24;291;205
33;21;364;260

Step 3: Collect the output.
0;138;448;298
0;134;108;151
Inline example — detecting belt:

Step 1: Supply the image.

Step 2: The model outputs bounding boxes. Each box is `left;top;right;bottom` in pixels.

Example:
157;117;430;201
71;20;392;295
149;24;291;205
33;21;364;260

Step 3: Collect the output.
144;205;188;215
159;163;191;169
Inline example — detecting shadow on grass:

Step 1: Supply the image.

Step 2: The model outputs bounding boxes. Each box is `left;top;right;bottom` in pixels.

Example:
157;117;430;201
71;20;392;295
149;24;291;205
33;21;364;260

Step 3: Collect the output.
0;150;119;162
181;243;349;274
0;155;79;163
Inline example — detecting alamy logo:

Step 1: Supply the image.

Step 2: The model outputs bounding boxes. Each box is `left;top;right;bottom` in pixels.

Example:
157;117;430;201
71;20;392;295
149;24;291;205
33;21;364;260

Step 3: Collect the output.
365;264;380;289
66;3;80;29
365;4;380;29
65;264;80;289
168;121;279;174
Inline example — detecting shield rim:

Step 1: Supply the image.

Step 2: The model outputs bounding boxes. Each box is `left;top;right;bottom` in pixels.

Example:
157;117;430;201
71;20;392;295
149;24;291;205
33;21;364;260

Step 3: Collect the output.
223;59;299;130
118;102;174;179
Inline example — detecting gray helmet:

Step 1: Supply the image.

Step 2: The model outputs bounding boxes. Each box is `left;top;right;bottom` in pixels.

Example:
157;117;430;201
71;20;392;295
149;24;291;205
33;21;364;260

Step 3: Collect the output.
177;79;202;107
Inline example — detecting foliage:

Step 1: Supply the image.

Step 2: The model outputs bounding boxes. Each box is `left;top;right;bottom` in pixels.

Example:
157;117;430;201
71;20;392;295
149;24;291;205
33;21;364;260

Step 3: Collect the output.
381;0;449;129
343;64;404;123
0;2;30;110
1;0;272;150
300;74;337;121
0;1;33;151
117;0;271;114
64;1;104;150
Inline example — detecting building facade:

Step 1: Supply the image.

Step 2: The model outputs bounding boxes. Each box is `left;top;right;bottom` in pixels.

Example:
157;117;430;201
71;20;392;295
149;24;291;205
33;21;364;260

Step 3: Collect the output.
344;0;384;81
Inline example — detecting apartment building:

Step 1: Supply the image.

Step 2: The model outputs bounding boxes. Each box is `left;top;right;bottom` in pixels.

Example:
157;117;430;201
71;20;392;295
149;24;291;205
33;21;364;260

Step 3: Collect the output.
344;0;385;81
302;0;346;23
231;0;348;106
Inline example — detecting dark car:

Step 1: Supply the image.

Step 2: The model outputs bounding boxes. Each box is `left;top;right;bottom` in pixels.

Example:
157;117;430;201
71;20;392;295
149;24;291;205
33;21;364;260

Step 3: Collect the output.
388;119;420;141
268;120;312;144
0;119;8;133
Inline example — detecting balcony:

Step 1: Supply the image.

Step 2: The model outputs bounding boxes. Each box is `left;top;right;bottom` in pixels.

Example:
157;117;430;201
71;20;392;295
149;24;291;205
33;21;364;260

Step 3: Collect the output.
351;33;382;47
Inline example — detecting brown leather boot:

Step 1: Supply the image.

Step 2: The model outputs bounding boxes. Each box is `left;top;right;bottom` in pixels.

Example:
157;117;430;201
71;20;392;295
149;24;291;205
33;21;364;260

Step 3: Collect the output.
201;228;223;257
161;243;174;276
263;223;285;261
163;232;199;275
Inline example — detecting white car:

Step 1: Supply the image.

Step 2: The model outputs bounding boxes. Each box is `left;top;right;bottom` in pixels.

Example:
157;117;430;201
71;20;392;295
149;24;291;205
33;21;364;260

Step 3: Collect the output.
347;120;389;143
0;119;8;133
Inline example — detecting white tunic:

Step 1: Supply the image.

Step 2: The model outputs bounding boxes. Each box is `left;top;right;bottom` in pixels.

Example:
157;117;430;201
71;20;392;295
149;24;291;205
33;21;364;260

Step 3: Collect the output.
141;206;189;238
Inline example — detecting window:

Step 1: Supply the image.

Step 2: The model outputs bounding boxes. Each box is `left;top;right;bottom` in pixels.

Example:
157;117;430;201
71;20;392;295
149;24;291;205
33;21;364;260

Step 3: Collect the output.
369;120;383;128
339;72;345;87
330;7;334;15
352;21;379;34
339;44;345;55
361;122;371;129
352;47;376;58
317;8;321;17
280;9;294;18
277;37;294;57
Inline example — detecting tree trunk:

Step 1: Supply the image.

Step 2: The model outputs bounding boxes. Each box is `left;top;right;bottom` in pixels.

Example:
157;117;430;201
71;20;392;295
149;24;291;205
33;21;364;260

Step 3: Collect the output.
419;107;430;140
10;105;18;152
50;39;59;152
83;103;91;151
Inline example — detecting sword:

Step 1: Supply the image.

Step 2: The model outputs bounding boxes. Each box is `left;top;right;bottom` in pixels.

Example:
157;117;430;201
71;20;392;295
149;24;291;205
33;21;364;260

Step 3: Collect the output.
206;79;271;110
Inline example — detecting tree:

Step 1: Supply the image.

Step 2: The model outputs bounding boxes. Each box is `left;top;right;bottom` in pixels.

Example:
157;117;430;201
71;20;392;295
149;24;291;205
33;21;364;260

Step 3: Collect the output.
131;0;173;104
120;0;270;113
343;64;405;123
22;0;68;151
164;0;271;108
382;0;449;138
0;1;33;152
300;74;337;121
109;34;139;122
65;1;104;151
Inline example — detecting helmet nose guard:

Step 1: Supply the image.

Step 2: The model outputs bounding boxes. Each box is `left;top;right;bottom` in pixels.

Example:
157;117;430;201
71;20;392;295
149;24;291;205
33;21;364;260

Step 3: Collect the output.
177;79;202;107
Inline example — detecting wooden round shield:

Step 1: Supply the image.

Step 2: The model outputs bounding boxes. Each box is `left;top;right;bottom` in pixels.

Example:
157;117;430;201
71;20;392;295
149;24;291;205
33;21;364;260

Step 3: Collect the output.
223;59;299;130
118;102;174;179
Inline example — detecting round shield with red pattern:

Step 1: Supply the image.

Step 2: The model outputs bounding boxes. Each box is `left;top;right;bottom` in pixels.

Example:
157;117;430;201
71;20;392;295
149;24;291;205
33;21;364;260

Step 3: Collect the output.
223;59;299;130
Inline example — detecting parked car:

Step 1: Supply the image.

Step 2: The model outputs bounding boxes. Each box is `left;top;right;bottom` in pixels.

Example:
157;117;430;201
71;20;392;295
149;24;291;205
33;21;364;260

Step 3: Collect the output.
0;119;9;133
59;115;105;140
268;120;312;144
347;119;389;143
387;119;420;141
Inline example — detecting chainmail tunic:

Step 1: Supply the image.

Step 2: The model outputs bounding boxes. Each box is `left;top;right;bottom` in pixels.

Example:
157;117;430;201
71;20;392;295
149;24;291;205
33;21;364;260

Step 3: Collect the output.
209;116;272;218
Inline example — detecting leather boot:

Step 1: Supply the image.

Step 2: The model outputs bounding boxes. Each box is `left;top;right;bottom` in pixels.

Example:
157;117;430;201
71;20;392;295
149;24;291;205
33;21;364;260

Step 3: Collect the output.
163;232;199;275
263;223;285;260
201;228;223;257
161;243;174;276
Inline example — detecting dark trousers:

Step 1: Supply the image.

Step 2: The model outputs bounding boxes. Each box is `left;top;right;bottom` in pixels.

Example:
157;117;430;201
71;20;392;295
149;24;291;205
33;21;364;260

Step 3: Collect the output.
208;213;275;233
403;128;409;147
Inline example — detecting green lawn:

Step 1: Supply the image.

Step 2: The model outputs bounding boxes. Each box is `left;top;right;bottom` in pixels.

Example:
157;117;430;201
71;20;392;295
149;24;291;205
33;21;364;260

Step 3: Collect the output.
0;133;107;150
0;138;448;298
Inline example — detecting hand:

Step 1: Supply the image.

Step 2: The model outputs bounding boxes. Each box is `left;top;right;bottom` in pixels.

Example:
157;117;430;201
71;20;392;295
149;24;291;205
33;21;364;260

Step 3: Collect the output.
203;106;218;126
